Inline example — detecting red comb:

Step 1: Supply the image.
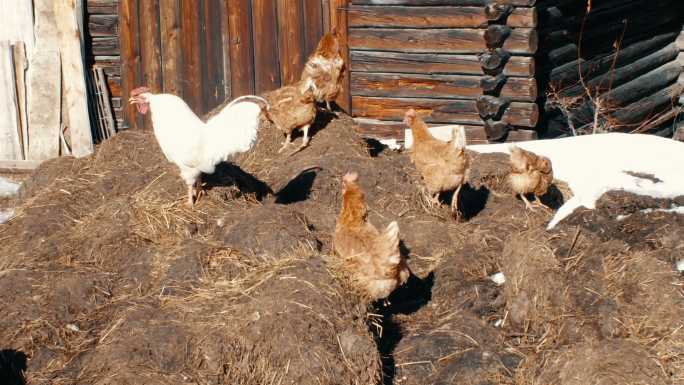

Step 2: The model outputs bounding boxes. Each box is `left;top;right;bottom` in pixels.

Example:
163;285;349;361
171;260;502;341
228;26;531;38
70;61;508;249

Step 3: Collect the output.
130;86;151;97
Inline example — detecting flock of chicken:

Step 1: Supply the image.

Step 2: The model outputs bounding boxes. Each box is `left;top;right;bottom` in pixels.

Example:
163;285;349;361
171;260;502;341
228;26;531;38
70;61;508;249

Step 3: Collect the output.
127;30;555;301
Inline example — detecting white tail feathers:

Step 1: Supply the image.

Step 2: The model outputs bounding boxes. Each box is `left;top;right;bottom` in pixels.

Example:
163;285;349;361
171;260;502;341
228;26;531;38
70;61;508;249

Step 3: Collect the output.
452;125;467;149
226;95;271;110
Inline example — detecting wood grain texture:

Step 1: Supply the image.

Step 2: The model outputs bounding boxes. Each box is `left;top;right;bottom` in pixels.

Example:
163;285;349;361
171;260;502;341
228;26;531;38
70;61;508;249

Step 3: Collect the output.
351;51;534;77
229;0;255;96
159;0;181;95
277;0;306;85
139;0;162;130
88;14;118;36
303;0;324;57
119;0;140;129
87;0;119;14
12;43;28;158
330;0;351;112
352;96;538;127
348;5;536;29
180;0;203;113
219;0;231;99
351;72;537;101
354;117;488;142
252;0;280;93
203;0;224;109
0;42;21;160
349;27;537;54
54;0;94;157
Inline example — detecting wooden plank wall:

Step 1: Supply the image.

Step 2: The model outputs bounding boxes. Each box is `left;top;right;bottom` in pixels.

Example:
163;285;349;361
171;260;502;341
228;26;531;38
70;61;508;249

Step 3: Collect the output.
117;0;333;130
347;0;539;142
86;0;123;128
538;0;684;135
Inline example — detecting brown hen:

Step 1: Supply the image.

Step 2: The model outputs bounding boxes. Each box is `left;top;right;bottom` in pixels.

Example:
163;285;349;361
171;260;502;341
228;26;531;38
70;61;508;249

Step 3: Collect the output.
333;172;410;301
509;146;554;210
263;78;318;154
301;28;345;113
405;109;469;215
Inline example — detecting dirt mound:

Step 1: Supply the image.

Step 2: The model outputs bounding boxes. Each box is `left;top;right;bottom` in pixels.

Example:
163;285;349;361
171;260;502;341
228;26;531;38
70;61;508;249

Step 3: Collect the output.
1;114;682;384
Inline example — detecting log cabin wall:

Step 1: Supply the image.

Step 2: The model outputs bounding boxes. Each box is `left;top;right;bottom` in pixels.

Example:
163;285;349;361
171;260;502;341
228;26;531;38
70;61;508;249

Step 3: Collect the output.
538;0;684;138
347;0;540;144
86;0;123;129
115;0;341;130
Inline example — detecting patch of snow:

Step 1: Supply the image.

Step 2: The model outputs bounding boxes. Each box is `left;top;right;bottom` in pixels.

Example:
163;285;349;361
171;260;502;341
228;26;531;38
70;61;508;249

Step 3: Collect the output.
616;206;684;221
676;259;684;272
0;177;20;198
468;133;684;229
0;209;14;224
494;319;504;328
489;272;506;286
379;139;402;151
404;124;465;148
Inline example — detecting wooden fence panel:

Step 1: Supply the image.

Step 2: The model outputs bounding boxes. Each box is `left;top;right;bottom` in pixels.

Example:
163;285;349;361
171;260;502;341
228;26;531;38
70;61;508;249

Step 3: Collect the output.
120;0;331;127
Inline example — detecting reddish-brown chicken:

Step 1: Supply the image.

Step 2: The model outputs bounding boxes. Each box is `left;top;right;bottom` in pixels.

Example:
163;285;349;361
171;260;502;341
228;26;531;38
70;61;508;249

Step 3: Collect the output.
301;27;344;113
264;78;318;154
404;109;469;215
334;172;410;301
509;146;554;210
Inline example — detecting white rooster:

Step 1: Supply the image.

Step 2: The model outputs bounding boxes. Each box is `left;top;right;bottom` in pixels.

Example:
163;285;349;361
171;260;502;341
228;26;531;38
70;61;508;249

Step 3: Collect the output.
128;87;270;206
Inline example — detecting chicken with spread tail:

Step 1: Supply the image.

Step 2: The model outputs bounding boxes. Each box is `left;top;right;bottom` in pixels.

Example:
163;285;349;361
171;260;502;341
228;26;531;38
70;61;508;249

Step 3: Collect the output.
508;146;554;210
128;87;269;206
404;109;469;216
301;27;345;114
333;172;410;301
264;78;319;155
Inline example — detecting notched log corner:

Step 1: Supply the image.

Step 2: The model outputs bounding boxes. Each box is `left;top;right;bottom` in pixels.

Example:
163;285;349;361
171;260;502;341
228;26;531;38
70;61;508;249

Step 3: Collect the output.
480;73;507;95
484;25;512;49
477;95;511;120
478;48;511;75
485;4;513;24
484;119;510;142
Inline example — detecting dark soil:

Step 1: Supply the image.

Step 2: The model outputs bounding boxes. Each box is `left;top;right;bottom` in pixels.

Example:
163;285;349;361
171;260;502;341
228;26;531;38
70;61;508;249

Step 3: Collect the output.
0;114;682;384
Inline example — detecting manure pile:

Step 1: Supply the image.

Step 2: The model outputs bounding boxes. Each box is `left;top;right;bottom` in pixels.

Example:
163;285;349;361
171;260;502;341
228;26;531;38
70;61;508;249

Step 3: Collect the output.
1;116;682;385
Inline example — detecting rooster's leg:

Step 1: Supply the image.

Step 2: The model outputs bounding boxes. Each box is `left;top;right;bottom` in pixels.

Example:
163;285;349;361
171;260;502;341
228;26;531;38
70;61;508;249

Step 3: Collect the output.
289;124;311;156
186;184;195;207
520;194;535;211
194;174;204;204
278;134;292;153
451;184;462;214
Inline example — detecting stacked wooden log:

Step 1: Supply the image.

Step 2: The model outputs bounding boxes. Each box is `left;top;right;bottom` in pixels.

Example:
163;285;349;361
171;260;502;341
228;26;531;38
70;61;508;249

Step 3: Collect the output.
347;0;539;143
538;0;684;136
675;25;684;141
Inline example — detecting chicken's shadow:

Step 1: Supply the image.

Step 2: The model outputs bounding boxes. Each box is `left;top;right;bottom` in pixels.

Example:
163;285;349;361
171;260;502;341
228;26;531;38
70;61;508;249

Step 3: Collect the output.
274;169;318;204
203;162;273;201
0;349;27;385
441;183;489;221
539;184;565;210
291;105;335;143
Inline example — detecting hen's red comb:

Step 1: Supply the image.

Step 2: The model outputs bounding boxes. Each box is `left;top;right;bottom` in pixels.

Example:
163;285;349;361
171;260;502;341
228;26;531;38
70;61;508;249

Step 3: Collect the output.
130;86;151;97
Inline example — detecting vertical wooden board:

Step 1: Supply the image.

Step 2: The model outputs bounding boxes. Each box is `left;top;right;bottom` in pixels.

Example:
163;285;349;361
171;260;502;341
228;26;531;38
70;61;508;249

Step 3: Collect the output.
119;0;142;129
139;0;162;130
303;0;324;57
159;0;182;95
0;42;21;160
54;0;94;157
12;43;28;158
228;0;255;97
219;0;232;100
180;0;203;113
0;0;35;52
330;0;350;112
277;0;306;85
321;0;331;33
252;0;280;93
202;0;224;110
27;50;61;160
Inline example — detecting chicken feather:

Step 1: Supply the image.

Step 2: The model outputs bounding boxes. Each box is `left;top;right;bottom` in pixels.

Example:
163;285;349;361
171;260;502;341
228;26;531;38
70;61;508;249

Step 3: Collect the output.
334;172;410;301
509;145;554;210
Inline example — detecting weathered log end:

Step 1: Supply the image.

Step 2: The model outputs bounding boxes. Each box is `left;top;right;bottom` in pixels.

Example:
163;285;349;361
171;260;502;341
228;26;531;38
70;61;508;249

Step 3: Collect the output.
484;119;510;142
477;95;510;120
484;25;512;49
480;73;507;95
478;48;511;74
485;4;513;24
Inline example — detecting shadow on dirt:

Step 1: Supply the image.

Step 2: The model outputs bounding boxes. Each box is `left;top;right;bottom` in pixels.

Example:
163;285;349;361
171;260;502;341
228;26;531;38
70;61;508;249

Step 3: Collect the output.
0;349;27;385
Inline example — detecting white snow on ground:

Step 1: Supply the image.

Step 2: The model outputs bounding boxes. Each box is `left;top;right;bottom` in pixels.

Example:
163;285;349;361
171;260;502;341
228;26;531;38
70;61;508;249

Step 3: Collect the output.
0;177;20;198
489;272;506;286
617;206;684;221
0;209;14;224
467;133;684;229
